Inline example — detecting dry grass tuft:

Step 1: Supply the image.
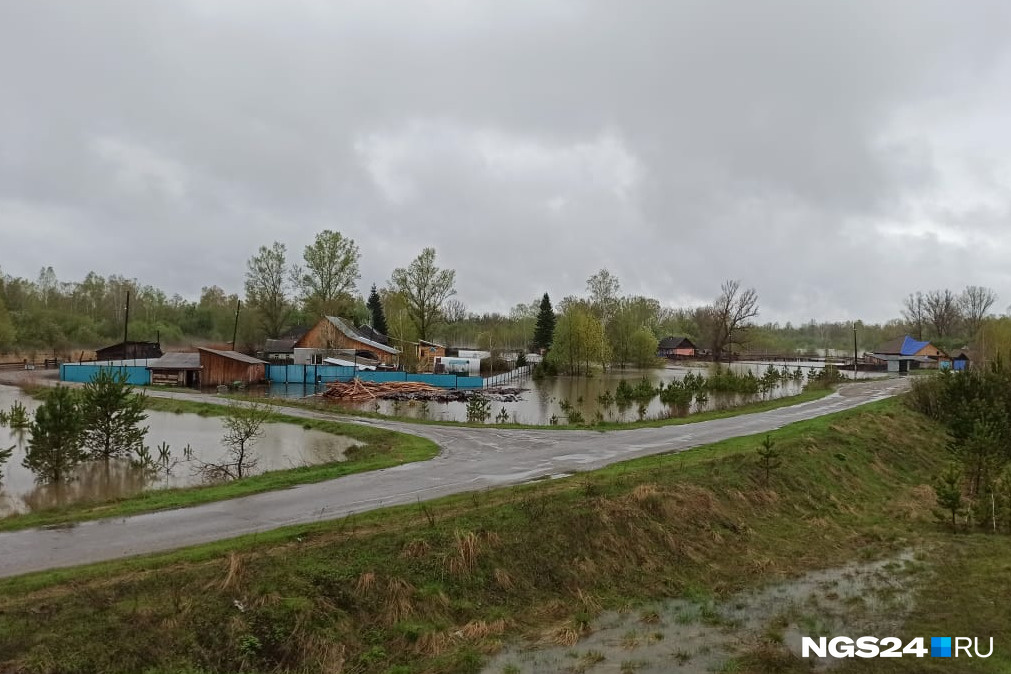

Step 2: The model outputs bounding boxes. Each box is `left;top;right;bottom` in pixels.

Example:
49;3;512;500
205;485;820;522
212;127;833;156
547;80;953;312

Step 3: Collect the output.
383;576;416;625
575;588;602;614
459;619;508;640
414;630;454;656
302;636;347;674
548;624;581;646
354;571;376;598
446;530;481;576
493;567;514;590
400;539;431;559
219;552;244;591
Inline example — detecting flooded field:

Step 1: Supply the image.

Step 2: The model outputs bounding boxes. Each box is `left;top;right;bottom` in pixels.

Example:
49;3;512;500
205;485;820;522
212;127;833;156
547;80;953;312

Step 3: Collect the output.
0;385;360;516
483;551;925;673
266;361;876;425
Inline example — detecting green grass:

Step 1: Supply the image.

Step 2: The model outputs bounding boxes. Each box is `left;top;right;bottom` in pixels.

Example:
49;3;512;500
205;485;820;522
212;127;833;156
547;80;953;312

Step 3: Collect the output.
0;401;438;533
2;397;982;674
233;383;837;431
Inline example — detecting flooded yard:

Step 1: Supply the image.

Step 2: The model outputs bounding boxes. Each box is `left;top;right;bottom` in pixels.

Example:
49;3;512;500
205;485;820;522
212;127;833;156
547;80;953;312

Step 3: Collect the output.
0;385;360;516
483;551;925;673
266;361;874;425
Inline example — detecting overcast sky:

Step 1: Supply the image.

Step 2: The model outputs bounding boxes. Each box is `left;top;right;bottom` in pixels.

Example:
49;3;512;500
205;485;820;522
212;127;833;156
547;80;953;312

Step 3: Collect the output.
3;1;1011;324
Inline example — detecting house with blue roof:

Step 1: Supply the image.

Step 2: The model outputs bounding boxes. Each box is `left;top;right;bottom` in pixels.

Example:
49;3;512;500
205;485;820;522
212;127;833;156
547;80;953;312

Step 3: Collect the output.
868;335;950;373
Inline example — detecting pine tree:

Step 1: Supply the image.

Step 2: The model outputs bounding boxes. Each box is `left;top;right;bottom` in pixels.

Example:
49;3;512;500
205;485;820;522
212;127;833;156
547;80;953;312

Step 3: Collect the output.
81;369;149;461
24;386;86;483
532;293;556;352
367;284;389;336
756;434;781;487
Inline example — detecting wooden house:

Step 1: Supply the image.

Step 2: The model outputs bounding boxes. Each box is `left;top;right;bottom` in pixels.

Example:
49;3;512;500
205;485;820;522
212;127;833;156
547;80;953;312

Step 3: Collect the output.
294;316;400;366
868;335;950;372
417;339;446;371
657;336;696;359
147;352;202;388
197;347;267;386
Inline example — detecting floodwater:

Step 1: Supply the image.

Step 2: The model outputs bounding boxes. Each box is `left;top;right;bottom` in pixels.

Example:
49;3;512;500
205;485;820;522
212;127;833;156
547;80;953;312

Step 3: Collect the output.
483;551;924;673
0;385;360;516
265;361;877;425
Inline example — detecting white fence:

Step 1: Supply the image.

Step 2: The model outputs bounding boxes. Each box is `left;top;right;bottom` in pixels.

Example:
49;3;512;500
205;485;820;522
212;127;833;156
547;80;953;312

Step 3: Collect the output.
483;365;531;388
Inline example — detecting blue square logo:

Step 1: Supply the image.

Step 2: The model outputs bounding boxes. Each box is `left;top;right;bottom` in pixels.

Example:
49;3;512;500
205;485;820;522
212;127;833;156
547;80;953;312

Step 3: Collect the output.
931;637;952;658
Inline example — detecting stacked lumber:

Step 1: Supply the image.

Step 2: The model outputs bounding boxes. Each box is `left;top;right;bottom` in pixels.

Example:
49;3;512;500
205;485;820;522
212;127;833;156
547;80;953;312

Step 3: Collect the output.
322;378;444;402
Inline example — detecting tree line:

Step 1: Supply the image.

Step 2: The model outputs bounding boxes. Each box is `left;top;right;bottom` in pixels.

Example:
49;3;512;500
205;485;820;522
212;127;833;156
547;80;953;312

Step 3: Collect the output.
0;232;1001;367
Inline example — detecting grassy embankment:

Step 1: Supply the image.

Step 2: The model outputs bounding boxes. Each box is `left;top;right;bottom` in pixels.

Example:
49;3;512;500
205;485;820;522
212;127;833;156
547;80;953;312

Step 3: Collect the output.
5;397;1007;674
0;398;438;533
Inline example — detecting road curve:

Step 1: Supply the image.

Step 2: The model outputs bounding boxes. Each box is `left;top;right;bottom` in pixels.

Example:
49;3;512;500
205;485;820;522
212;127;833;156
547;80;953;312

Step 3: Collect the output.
0;378;908;579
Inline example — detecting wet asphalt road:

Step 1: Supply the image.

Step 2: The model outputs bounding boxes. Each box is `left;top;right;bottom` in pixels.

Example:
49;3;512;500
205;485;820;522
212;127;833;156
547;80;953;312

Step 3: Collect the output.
0;378;908;579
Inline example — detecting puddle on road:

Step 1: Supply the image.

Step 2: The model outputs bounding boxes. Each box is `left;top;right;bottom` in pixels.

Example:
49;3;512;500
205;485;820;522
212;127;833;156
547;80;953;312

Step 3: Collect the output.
483;551;924;673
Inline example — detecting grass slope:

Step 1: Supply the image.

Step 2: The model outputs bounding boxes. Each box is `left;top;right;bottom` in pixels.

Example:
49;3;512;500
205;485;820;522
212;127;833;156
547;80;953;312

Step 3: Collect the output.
0;400;438;532
2;398;995;674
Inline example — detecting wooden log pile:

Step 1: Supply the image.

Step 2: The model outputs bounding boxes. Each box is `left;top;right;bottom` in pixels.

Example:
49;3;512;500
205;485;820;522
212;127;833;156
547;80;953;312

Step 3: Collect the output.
322;378;444;402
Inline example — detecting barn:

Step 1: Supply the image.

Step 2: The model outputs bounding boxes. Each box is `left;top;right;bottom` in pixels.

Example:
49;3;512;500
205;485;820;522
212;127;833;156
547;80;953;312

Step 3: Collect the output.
148;352;202;388
197;347;267;387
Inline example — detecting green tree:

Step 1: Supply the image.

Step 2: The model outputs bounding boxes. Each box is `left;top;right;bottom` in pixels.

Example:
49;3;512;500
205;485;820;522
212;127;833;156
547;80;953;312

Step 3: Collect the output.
935;464;965;533
0;295;15;353
628;327;659;369
0;445;12;481
24;386;86;483
80;369;149;461
388;248;456;341
756;434;781;487
297;230;361;317
586;268;620;323
532;293;556;352
367;284;389;335
244;242;291;339
547;304;607;375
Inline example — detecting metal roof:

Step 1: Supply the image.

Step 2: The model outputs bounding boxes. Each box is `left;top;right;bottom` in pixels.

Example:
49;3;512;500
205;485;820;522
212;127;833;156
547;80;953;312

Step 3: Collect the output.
198;347;267;365
325;316;400;355
658;336;695;349
264;338;297;353
147;352;201;370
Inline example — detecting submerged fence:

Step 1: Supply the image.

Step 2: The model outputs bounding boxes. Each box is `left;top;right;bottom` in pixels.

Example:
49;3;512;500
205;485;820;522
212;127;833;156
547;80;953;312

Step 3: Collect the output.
265;364;484;389
483;365;531;388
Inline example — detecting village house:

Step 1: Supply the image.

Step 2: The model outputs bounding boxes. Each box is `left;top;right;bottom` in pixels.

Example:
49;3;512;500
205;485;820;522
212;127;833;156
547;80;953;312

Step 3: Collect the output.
657;336;697;359
867;335;950;373
197;347;268;387
293;316;400;367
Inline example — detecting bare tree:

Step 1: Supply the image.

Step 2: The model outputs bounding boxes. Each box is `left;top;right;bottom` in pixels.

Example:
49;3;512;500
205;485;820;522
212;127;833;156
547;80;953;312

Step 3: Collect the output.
901;292;926;340
586;268;621;323
244;242;291;339
703;280;759;359
197;402;270;481
959;285;997;337
923;289;961;338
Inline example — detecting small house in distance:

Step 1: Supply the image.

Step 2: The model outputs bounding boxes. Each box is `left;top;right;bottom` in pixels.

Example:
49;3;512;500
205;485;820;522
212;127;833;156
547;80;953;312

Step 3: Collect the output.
953;349;973;372
868;335;950;373
147;352;202;387
96;340;163;362
294;316;400;366
197;347;267;387
657;336;696;359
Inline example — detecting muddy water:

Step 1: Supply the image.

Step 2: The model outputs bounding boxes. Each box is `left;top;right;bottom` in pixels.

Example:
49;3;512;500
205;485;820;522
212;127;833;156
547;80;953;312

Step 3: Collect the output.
0;386;360;516
267;361;872;424
483;551;924;673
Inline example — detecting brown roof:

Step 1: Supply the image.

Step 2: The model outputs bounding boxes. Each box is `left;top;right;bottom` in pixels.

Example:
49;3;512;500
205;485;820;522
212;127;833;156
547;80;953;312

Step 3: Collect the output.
198;347;267;365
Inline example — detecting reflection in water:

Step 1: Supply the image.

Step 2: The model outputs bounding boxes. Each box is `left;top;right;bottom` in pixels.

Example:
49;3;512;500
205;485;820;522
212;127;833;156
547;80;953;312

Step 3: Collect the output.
264;361;853;424
0;385;361;516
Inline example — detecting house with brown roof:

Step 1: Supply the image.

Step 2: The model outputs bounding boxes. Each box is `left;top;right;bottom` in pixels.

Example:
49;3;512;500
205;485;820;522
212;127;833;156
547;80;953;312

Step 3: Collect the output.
657;336;696;359
294;316;400;366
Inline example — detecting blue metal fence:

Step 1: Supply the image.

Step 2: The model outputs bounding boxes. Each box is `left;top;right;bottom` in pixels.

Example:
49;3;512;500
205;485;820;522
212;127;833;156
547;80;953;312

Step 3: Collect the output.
265;364;484;389
60;363;151;385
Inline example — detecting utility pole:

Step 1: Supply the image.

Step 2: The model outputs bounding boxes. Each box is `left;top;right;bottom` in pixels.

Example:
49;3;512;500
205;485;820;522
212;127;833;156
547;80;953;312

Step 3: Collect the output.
123;291;130;346
231;300;241;351
853;324;858;378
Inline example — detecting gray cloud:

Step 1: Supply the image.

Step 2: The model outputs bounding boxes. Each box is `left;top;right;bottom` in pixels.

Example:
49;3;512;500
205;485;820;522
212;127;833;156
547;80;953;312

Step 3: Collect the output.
3;0;1011;323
